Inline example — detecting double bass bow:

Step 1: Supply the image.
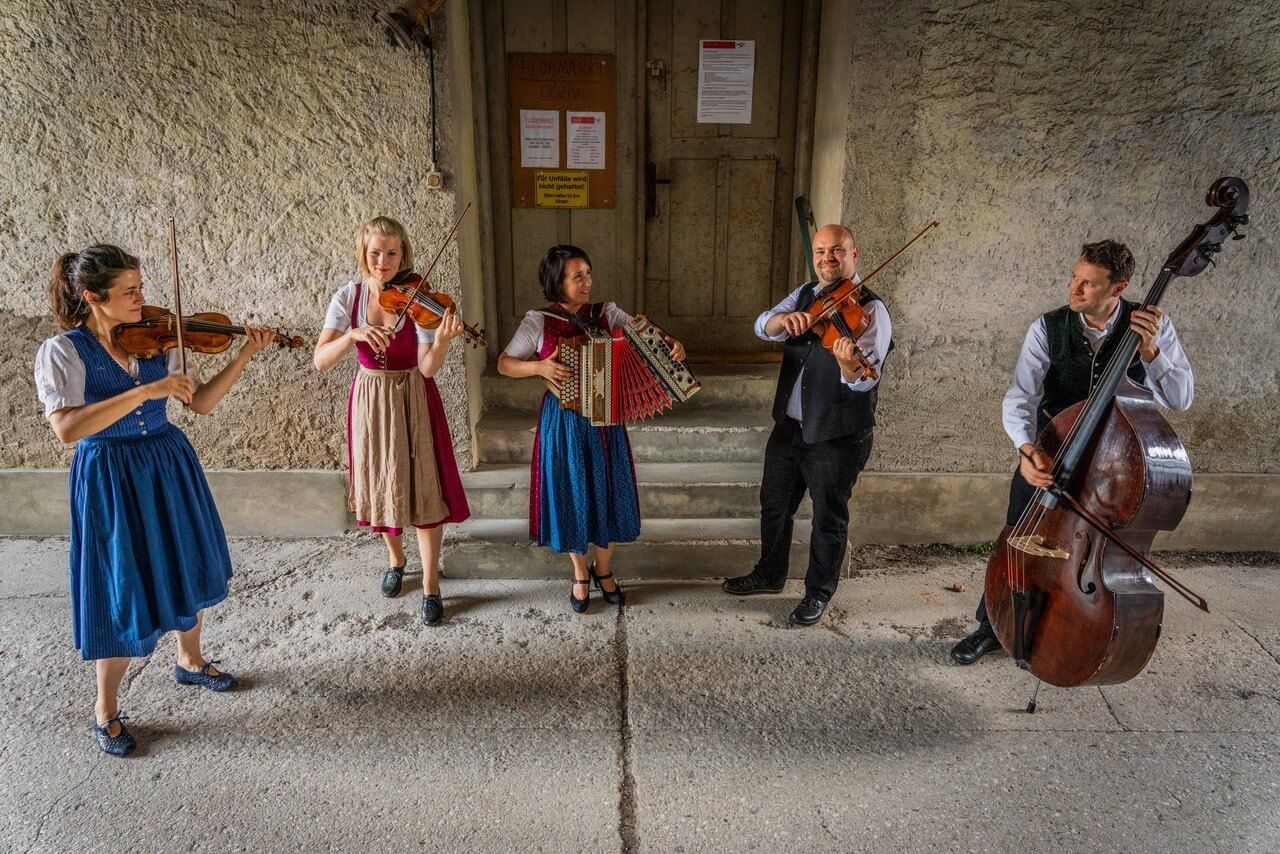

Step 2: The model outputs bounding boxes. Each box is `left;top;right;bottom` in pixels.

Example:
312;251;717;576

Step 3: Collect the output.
983;177;1249;690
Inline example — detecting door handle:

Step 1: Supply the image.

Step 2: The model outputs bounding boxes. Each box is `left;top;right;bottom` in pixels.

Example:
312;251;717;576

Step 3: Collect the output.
646;162;670;219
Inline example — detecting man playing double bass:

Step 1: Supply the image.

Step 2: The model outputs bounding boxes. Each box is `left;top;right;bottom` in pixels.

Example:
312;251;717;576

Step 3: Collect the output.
722;224;892;627
951;239;1195;664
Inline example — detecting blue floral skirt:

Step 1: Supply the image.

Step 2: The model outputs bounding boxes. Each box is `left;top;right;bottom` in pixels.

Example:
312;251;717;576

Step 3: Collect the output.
529;393;641;555
69;425;232;660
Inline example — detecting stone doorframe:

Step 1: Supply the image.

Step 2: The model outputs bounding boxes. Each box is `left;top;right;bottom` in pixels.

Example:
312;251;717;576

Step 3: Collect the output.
446;0;836;465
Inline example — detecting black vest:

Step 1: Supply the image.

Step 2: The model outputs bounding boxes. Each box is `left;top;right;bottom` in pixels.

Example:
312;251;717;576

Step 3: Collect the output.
771;283;892;444
1038;298;1146;433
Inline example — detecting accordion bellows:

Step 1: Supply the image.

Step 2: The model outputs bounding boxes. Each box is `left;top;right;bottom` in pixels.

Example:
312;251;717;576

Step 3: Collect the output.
550;316;700;426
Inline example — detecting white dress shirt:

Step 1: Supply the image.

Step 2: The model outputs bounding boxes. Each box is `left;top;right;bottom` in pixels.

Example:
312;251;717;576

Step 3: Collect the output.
754;276;892;422
1001;301;1194;449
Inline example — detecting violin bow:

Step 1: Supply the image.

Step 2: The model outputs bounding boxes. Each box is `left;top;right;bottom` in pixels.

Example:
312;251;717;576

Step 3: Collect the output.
819;219;940;322
390;202;473;329
168;219;188;382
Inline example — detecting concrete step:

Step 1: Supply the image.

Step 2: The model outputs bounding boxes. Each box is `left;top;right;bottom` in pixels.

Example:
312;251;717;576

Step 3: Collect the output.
441;518;820;579
462;462;811;520
480;362;778;413
475;408;773;464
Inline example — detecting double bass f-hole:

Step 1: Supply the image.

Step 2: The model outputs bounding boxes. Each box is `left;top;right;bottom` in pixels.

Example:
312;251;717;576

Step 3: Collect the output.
1074;531;1096;596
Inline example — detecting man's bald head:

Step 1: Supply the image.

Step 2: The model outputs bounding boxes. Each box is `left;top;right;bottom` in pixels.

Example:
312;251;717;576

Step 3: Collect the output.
812;224;859;284
814;224;856;247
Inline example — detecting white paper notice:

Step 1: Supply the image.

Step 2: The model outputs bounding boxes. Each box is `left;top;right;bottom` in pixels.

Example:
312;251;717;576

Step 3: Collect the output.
519;109;560;168
696;39;755;124
566;112;606;170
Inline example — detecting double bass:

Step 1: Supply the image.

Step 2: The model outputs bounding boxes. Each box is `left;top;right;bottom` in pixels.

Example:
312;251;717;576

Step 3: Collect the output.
983;177;1249;689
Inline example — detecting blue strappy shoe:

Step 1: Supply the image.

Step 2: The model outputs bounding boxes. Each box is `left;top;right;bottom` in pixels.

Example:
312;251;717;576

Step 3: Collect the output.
175;660;238;692
91;713;136;757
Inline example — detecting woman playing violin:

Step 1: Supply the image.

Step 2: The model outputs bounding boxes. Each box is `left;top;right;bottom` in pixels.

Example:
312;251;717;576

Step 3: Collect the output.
34;244;275;757
314;216;470;626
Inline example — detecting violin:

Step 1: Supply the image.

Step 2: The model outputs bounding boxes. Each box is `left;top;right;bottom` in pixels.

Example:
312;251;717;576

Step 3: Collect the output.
379;271;487;348
801;279;878;379
112;305;305;359
983;177;1249;691
373;202;486;349
801;221;939;380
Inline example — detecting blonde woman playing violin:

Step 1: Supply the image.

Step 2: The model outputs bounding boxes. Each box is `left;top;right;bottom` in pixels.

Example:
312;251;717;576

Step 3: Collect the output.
314;216;470;626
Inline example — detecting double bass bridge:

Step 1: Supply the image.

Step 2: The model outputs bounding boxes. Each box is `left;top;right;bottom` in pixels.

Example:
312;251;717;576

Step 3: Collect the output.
1008;534;1071;559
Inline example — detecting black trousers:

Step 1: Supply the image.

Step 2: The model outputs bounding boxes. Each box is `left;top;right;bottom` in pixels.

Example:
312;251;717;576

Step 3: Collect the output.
755;418;874;601
974;468;1039;632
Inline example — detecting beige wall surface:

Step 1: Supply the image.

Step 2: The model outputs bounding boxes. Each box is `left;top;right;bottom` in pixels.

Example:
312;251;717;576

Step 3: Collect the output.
0;0;471;469
3;0;1277;482
838;0;1279;474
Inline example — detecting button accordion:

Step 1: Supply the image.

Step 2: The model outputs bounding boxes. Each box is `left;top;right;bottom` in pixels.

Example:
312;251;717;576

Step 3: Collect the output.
544;312;700;426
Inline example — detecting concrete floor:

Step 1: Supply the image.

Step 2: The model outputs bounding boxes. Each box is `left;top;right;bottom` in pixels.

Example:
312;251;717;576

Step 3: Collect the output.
2;537;1278;854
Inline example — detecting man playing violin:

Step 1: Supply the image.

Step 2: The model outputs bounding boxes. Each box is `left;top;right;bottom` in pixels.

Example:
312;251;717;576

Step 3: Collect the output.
722;224;892;626
951;239;1195;664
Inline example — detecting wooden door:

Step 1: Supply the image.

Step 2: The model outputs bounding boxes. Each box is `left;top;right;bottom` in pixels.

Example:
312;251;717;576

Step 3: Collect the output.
482;0;639;352
643;0;804;356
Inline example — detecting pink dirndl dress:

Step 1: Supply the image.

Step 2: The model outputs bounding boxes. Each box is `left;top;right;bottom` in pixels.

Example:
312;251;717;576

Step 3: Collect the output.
345;281;469;534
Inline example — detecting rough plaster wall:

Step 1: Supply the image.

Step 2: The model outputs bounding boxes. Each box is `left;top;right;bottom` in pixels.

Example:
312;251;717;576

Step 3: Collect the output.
845;0;1280;474
0;0;471;469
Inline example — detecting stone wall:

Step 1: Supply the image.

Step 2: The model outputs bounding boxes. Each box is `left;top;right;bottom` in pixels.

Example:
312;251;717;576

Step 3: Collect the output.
0;0;470;469
842;0;1279;474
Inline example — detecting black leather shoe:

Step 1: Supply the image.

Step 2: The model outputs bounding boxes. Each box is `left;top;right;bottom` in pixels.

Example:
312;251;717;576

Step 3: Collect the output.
421;593;444;626
589;563;624;605
381;564;406;598
950;629;1002;665
787;595;827;627
570;578;590;614
722;570;785;596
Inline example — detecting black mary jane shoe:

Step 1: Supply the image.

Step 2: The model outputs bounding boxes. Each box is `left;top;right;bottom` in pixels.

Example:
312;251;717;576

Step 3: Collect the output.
91;713;136;757
588;563;624;606
787;595;828;627
570;578;590;614
381;563;406;598
421;593;445;626
950;629;1002;665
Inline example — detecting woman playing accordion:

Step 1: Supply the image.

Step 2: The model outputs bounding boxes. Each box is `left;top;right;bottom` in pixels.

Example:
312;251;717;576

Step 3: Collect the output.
497;245;686;613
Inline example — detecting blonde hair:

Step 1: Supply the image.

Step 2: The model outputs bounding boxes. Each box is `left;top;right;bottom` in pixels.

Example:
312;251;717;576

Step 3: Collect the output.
356;216;415;278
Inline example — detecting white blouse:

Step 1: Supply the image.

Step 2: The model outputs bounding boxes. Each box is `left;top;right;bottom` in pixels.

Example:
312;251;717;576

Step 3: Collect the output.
502;302;634;360
34;332;196;419
323;281;435;344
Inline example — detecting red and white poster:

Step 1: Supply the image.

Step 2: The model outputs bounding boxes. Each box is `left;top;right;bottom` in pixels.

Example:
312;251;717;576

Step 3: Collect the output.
696;39;755;124
566;111;606;170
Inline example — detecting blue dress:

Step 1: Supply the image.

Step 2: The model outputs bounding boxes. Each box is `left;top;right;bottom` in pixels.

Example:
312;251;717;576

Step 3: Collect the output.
527;307;641;555
57;326;233;660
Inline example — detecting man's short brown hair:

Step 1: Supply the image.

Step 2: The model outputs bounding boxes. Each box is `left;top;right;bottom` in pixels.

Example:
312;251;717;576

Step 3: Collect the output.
1080;239;1135;283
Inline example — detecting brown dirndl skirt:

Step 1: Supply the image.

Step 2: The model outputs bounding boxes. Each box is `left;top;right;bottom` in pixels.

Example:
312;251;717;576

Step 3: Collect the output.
348;366;449;530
